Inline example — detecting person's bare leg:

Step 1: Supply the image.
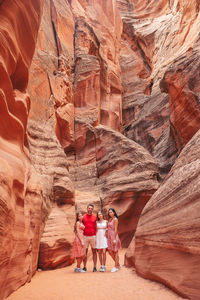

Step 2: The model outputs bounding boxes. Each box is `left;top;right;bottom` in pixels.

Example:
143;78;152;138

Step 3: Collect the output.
114;251;120;268
98;249;103;266
76;257;82;268
108;250;115;262
102;249;106;266
92;248;97;268
83;248;88;268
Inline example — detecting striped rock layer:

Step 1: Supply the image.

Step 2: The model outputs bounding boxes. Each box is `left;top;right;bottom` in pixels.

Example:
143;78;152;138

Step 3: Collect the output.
0;0;200;299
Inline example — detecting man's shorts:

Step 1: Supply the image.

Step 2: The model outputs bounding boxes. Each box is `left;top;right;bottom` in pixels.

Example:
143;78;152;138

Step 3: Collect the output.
84;235;96;249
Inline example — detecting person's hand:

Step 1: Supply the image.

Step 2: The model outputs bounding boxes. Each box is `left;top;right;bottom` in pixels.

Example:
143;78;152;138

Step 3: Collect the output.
81;240;85;246
113;239;116;244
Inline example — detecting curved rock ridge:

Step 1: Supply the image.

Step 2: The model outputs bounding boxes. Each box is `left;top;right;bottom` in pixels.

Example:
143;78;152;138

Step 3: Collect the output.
72;0;123;132
68;122;159;247
28;121;75;272
95;125;159;246
160;47;200;152
0;1;44;299
28;121;74;207
27;0;76;271
118;0;200;176
127;129;200;299
28;0;75;152
1;0;200;299
0;0;43;149
117;0;170;18
38;206;74;270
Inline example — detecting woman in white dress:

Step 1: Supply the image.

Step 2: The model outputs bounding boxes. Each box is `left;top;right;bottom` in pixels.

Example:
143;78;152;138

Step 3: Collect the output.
96;211;108;272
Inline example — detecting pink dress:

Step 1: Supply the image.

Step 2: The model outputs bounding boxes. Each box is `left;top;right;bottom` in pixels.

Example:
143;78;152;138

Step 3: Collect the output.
73;223;85;258
107;218;121;252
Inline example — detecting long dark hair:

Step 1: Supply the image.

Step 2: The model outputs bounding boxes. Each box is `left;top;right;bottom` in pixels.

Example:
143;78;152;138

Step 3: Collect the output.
108;208;118;219
96;211;105;221
74;212;83;233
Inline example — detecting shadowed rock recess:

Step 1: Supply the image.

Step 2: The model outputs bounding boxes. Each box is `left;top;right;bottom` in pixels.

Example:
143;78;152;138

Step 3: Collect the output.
0;0;200;300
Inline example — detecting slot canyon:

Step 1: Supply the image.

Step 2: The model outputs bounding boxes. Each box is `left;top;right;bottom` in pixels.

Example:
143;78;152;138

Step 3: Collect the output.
0;0;200;299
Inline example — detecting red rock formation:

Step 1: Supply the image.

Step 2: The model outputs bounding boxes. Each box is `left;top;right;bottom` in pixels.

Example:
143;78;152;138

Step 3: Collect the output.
1;0;200;299
117;0;170;18
67;122;159;247
27;0;76;271
118;0;200;176
28;120;75;269
0;1;44;299
62;0;160;248
124;236;135;267
95;125;159;246
128;129;200;299
28;0;75;152
38;206;74;270
160;49;200;152
72;0;123;132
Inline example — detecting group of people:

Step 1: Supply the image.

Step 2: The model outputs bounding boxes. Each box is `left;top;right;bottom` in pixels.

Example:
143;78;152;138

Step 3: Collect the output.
73;204;121;273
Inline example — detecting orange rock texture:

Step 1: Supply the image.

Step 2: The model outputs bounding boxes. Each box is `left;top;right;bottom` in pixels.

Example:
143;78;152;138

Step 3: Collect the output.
69;123;159;246
67;0;159;247
130;129;200;299
27;0;75;272
119;0;200;176
0;1;45;299
0;0;200;299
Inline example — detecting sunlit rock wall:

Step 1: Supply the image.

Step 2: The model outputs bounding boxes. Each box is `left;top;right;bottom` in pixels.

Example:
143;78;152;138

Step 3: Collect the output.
27;0;75;271
1;1;200;299
118;0;200;176
131;129;200;300
0;1;45;299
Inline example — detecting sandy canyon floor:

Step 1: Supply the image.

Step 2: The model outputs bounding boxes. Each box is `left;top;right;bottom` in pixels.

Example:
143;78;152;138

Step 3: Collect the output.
7;250;187;300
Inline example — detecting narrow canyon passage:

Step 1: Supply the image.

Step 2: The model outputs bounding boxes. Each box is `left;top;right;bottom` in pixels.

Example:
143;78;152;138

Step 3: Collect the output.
7;250;186;300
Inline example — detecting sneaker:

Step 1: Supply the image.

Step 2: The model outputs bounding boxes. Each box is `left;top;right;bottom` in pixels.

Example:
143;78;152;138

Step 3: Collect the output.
74;268;85;273
99;266;104;272
74;267;79;272
93;267;97;272
79;269;86;273
74;267;85;273
111;267;119;273
82;267;87;271
102;266;106;272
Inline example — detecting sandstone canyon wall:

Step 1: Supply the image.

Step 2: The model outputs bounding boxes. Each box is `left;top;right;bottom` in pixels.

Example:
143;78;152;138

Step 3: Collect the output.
68;0;159;247
0;1;45;299
27;0;75;271
118;0;200;177
0;0;200;300
122;1;200;299
129;129;200;299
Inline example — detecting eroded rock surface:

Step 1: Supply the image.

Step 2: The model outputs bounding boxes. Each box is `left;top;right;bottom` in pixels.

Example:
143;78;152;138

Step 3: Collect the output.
0;1;44;299
38;206;74;270
95;125;159;246
130;129;200;299
118;0;200;176
68;122;159;247
27;0;76;271
1;0;200;299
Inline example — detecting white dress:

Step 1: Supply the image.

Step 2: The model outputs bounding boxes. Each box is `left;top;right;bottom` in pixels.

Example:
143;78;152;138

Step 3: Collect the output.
96;220;108;249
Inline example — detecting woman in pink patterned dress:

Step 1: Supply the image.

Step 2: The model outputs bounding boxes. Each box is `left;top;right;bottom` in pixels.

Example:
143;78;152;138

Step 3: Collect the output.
73;212;86;273
107;208;121;272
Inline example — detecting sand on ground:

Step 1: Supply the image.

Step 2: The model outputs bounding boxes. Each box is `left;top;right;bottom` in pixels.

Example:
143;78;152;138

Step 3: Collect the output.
7;250;187;300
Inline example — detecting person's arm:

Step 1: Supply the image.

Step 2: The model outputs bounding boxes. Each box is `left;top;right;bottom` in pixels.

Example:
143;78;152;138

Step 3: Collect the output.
103;220;108;229
77;222;84;245
113;218;118;244
105;220;108;237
